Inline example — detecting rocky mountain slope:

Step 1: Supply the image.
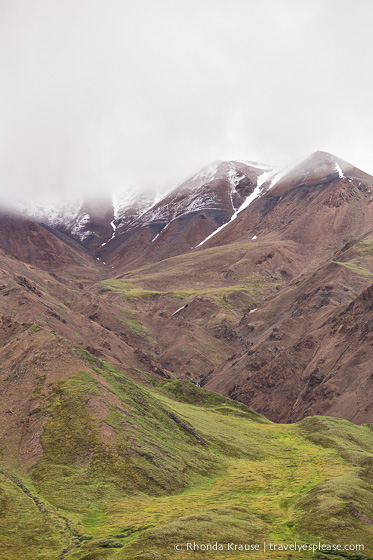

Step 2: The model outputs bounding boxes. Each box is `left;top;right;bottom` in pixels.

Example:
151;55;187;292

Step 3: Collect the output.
0;150;372;559
3;151;373;421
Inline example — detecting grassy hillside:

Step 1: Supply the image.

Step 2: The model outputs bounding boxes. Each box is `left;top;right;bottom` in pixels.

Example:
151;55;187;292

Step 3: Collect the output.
0;352;372;560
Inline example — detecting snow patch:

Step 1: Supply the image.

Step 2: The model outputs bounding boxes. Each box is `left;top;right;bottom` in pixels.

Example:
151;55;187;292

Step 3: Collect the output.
71;213;94;241
170;305;186;317
257;169;276;189
109;218;117;240
195;169;269;248
335;162;344;179
259;153;313;191
227;164;245;190
111;188;158;235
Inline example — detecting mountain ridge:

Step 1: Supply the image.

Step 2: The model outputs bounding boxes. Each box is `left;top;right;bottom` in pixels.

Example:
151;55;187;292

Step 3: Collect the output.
1;149;373;559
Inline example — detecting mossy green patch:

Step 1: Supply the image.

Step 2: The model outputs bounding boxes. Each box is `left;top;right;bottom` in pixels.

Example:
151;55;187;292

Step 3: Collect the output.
158;379;267;422
30;373;46;400
0;473;70;560
119;318;151;338
100;279;163;300
2;359;372;560
100;241;284;308
334;262;373;279
72;346;100;365
118;316;157;350
29;366;218;518
171;283;264;309
356;241;373;256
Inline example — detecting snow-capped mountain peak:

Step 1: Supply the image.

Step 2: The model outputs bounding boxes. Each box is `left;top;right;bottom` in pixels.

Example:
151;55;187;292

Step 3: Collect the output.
259;151;355;193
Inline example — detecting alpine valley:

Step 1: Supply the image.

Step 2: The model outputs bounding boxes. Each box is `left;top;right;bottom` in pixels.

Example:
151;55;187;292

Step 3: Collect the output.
0;151;372;560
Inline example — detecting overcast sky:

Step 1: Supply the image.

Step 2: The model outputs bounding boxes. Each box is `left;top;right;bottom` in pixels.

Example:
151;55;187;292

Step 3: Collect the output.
1;0;373;204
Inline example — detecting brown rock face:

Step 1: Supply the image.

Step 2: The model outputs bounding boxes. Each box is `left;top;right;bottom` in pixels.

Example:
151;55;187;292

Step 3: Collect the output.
0;213;95;270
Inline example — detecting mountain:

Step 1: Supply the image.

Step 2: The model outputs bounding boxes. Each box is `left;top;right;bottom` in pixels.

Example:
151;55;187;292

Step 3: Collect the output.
0;211;98;272
96;160;274;268
195;151;373;259
0;151;373;559
15;195;114;250
260;150;373;192
205;253;373;423
3;150;373;421
15;160;273;267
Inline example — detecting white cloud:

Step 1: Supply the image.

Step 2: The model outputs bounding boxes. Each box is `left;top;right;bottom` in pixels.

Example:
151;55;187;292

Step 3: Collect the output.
1;0;373;206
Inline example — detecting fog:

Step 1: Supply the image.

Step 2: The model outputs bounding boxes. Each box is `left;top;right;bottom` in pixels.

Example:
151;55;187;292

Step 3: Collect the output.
1;0;373;206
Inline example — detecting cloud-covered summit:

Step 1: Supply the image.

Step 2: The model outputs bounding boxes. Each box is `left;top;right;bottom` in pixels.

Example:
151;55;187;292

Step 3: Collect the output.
1;0;373;207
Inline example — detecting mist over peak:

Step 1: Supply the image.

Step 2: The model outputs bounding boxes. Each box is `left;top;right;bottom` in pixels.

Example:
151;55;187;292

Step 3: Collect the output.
2;1;373;210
